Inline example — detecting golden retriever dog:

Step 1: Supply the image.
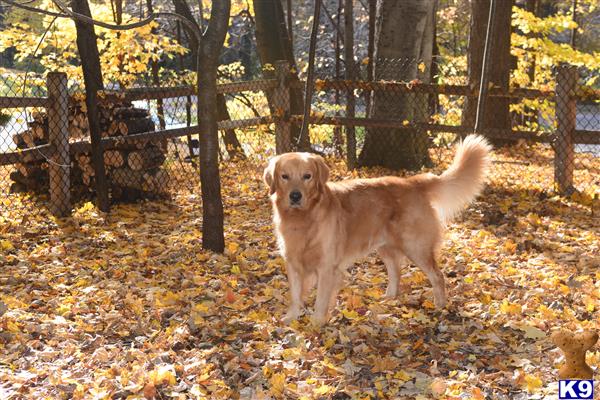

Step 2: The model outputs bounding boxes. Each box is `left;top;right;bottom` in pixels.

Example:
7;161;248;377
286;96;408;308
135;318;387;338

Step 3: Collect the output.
264;135;491;325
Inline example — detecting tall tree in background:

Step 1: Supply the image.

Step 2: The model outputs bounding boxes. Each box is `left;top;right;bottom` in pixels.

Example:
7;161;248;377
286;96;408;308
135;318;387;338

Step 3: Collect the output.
253;0;306;150
359;0;437;170
463;0;514;140
173;0;244;159
344;0;356;168
72;0;110;211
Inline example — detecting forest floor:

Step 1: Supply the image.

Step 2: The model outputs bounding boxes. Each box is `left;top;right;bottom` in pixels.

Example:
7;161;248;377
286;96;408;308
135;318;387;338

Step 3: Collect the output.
0;145;599;400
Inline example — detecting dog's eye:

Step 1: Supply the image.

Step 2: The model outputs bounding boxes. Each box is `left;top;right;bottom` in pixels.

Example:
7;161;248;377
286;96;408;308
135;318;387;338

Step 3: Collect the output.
303;173;312;180
281;174;289;180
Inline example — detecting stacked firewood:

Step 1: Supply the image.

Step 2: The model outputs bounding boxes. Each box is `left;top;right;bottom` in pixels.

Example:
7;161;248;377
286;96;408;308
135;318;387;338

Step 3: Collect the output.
10;96;169;201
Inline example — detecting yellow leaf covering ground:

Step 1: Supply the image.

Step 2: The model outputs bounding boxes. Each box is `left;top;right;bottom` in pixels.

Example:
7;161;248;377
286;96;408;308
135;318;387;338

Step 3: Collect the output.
0;148;599;399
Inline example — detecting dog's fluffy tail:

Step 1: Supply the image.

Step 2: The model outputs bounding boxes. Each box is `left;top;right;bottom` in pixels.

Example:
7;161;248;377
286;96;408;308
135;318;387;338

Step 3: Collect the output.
428;135;491;223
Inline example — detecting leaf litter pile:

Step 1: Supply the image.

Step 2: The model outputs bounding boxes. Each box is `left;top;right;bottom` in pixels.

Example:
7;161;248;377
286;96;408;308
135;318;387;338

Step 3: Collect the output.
0;146;599;400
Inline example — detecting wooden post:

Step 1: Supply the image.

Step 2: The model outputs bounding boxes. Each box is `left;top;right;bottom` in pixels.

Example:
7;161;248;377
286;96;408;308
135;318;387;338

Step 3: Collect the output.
47;72;71;217
274;60;292;154
554;64;577;194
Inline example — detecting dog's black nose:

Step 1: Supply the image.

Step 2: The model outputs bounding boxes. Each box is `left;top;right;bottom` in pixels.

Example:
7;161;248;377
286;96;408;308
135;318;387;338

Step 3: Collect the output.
289;190;302;203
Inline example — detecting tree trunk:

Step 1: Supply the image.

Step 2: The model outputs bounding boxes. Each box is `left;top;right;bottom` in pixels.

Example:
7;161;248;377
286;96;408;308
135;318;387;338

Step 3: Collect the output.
253;0;305;149
173;0;244;161
345;0;357;168
197;0;230;253
333;0;343;156
358;0;437;170
72;0;110;210
366;0;376;118
429;15;440;117
463;0;514;144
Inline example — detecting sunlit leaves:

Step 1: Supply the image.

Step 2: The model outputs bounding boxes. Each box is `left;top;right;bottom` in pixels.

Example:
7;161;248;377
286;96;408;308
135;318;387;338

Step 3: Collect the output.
0;155;598;399
0;1;186;86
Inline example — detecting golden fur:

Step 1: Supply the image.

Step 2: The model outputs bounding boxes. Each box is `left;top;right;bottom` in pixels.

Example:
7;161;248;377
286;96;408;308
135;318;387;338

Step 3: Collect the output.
264;135;491;325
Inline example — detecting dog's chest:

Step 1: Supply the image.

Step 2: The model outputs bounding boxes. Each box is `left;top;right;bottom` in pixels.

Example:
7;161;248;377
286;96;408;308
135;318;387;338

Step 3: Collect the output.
278;221;327;266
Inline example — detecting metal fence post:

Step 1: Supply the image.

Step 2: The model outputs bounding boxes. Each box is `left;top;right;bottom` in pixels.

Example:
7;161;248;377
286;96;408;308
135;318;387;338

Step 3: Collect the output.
274;60;292;154
554;64;577;194
47;72;71;217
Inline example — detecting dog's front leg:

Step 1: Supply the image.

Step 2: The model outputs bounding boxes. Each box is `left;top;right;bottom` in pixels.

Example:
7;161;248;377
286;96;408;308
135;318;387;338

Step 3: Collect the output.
282;263;304;325
311;265;339;327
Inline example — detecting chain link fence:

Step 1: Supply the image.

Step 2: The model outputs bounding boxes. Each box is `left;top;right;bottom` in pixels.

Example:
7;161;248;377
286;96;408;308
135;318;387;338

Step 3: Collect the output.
1;58;598;216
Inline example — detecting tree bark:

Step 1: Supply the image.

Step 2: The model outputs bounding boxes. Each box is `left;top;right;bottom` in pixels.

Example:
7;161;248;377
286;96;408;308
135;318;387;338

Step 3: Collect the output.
333;0;343;156
463;0;514;144
173;0;199;68
366;0;376;118
253;0;305;149
72;0;110;210
173;0;244;161
358;0;437;170
197;0;230;253
345;0;356;168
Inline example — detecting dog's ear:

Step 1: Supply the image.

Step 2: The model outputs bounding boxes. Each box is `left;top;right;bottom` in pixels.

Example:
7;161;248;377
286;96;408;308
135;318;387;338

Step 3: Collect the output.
313;155;329;189
263;156;279;195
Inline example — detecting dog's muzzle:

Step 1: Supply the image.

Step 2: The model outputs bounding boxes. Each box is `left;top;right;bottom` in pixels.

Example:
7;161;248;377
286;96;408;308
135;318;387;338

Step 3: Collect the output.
289;190;302;206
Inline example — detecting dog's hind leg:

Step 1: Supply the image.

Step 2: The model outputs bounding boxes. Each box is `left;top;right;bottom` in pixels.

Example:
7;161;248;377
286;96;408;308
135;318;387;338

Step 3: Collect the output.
403;247;447;309
378;246;409;298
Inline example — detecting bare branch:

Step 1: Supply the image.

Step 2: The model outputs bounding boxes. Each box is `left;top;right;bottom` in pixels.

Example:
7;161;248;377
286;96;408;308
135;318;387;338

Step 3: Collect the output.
321;1;344;47
1;0;202;41
0;0;67;18
155;12;202;40
52;0;156;30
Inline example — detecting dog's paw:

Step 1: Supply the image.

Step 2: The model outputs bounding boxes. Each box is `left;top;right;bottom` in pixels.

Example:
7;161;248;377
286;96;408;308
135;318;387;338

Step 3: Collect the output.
310;315;328;328
434;296;447;310
384;285;398;299
281;309;302;325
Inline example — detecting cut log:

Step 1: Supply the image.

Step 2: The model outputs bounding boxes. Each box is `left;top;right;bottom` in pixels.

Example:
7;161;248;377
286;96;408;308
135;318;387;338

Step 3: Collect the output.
69;124;87;139
31;111;46;123
79;162;95;177
82;173;94;186
10;182;27;194
16;162;45;177
103;150;125;168
73;113;88;130
77;153;91;166
77;153;95;185
10;170;48;190
100;115;154;137
127;146;166;171
118;121;128;135
124;117;154;135
106;140;147;150
113;107;149;119
30;123;47;140
21;152;38;163
13;131;46;148
107;120;120;136
111;168;169;192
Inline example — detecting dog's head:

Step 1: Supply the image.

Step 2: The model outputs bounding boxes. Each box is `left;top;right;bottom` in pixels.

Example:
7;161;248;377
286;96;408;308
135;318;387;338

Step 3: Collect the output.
263;152;330;211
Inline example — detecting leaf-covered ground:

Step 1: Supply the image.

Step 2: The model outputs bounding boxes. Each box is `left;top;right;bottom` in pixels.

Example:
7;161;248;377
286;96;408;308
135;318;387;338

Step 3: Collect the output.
0;147;599;400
